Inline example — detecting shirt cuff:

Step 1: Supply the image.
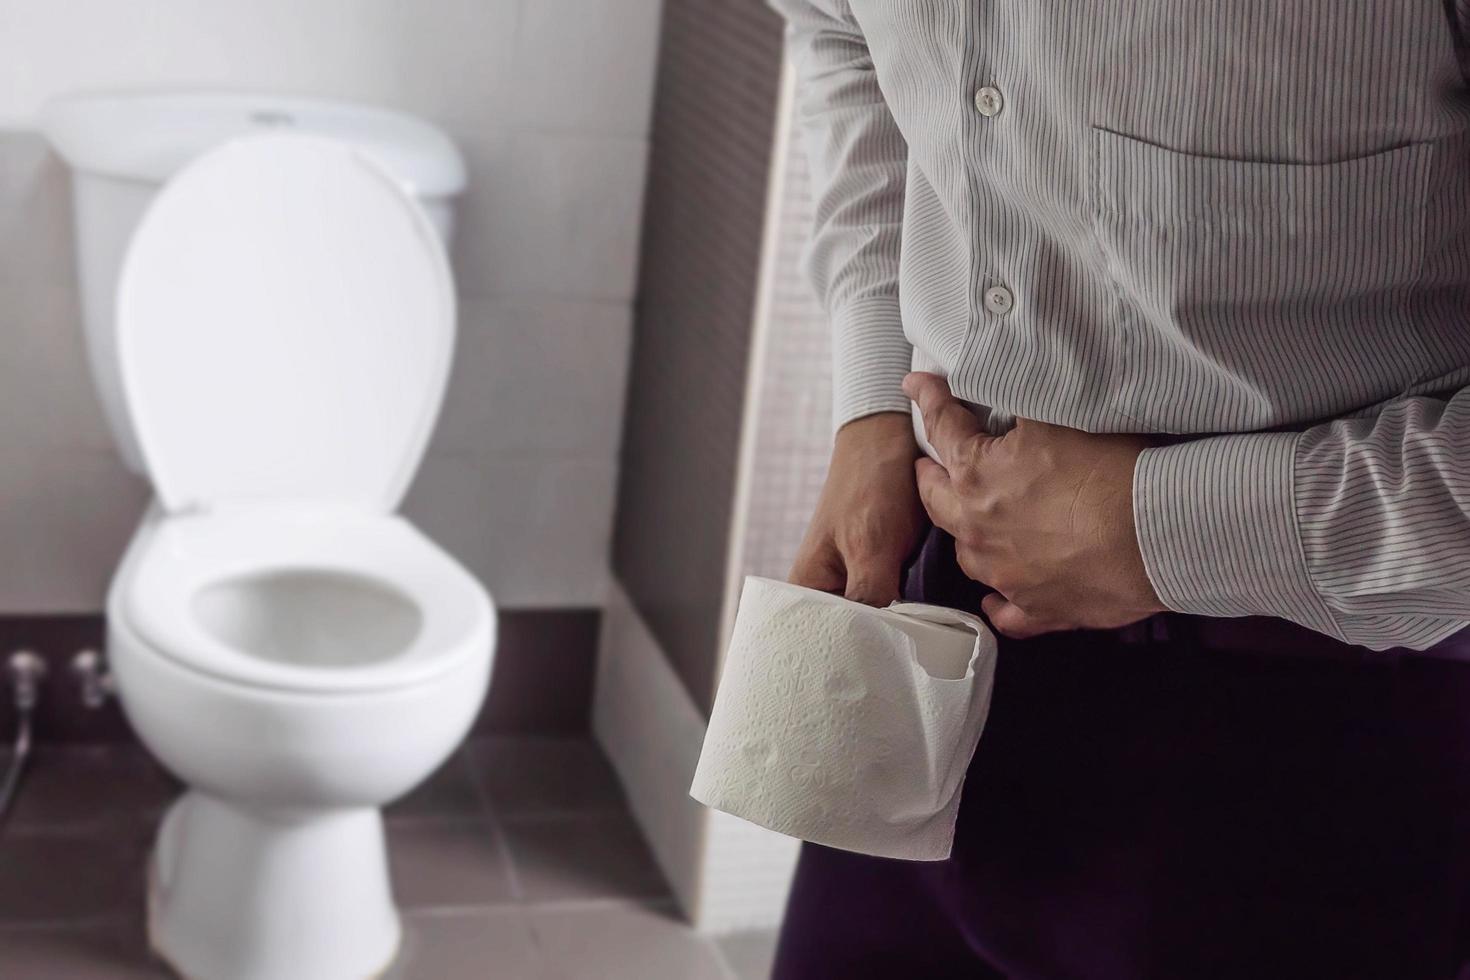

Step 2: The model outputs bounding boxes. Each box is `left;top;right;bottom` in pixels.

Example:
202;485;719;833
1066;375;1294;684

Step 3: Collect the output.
1132;431;1343;638
830;297;913;431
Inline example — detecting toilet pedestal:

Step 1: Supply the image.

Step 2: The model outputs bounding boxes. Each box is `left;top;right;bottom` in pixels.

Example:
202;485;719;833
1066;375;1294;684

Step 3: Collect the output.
148;791;401;980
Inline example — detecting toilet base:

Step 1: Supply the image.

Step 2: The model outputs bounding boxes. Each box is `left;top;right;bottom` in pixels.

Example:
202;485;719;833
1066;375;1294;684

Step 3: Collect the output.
147;791;401;980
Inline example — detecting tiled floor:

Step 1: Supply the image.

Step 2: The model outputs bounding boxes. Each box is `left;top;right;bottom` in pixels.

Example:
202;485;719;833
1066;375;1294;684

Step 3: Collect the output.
0;738;779;980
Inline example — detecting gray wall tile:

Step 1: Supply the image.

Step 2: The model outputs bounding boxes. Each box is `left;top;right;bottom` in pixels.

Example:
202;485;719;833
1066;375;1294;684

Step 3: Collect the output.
610;0;785;715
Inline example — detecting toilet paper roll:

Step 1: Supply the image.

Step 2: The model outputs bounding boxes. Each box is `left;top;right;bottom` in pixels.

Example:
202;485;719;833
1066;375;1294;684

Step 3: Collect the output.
690;576;997;862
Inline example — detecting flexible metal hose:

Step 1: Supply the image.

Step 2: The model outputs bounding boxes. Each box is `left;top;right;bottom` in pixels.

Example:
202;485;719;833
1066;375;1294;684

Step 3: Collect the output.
0;707;33;820
0;652;45;825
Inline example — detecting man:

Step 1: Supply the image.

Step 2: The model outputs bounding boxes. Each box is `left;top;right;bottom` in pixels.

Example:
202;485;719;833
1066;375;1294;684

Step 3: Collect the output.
768;2;1470;978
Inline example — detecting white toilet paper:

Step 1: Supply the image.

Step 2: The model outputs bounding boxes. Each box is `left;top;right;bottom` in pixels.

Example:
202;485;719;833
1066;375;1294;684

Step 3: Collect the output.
690;576;997;862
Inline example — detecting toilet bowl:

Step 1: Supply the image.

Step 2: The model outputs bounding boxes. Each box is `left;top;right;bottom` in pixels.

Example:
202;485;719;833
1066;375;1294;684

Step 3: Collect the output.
98;134;495;980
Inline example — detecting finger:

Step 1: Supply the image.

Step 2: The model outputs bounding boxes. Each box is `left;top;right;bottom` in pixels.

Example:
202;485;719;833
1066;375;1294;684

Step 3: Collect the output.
980;593;1056;639
841;555;902;607
914;456;966;532
789;544;846;595
902;372;986;468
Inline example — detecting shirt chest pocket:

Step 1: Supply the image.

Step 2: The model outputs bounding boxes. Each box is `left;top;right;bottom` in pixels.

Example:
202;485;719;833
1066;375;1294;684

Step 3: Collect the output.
1089;128;1433;343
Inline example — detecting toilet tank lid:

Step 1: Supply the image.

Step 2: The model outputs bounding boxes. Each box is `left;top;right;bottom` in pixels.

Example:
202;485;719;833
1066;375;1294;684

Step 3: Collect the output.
39;91;466;197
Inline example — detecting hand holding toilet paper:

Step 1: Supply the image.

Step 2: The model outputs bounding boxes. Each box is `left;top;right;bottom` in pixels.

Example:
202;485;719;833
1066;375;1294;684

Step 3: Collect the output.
690;577;997;861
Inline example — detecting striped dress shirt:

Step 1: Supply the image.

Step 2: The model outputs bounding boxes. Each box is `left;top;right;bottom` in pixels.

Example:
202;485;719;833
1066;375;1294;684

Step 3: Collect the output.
772;0;1470;649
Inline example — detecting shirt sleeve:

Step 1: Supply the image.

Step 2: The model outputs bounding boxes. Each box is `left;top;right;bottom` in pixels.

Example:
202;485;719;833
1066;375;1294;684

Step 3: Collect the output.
1132;391;1470;651
768;0;912;430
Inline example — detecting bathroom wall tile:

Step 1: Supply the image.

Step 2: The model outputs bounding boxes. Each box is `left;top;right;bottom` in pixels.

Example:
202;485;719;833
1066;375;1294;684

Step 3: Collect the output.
0;129;73;288
380;0;522;129
0;918;168;979
386;748;485;822
0;1;525;125
386;909;542;980
528;904;729;980
433;298;631;458
714;929;780;980
510;0;664;137
2;1;385;121
0;448;148;615
386;819;518;909
402;453;615;609
0;133;116;455
477;611;600;735
4;745;177;833
456;133;649;302
0;831;148;924
0;278;115;453
501;811;668;904
469;736;625;817
432;128;512;298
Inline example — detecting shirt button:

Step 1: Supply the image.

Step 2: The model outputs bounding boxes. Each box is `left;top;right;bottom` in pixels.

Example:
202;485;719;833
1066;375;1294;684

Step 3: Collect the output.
983;285;1014;316
974;86;1003;117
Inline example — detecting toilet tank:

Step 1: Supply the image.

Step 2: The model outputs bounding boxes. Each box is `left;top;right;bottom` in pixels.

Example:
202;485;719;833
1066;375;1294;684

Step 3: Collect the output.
39;92;467;474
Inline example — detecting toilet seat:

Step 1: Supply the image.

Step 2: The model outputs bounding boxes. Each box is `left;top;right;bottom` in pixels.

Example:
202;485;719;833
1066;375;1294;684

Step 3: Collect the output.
119;508;492;695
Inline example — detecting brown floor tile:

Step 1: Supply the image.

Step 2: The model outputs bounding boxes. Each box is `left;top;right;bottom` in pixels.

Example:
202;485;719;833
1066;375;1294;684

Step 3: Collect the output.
529;905;728;980
0;832;148;925
0;918;168;979
469;736;625;817
384;909;544;980
3;745;178;833
501;812;669;905
387;750;485;821
387;820;517;910
715;929;779;980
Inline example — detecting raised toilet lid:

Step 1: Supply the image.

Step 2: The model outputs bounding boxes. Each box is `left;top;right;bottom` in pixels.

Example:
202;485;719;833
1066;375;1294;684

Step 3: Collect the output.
115;133;455;514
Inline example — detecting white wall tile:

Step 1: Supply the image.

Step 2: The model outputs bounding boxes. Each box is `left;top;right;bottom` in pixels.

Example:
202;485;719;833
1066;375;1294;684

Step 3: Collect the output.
0;130;73;291
440;128;513;297
457;132;649;301
510;0;663;136
433;297;631;456
0;447;148;612
0;134;115;453
381;0;522;129
403;452;616;608
0;277;114;453
0;0;524;125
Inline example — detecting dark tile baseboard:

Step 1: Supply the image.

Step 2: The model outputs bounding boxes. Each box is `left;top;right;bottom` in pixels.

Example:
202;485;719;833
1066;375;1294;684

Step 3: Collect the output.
477;609;600;735
0;609;600;743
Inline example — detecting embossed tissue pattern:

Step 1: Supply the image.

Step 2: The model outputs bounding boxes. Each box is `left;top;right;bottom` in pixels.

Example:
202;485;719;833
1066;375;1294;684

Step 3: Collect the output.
690;578;997;862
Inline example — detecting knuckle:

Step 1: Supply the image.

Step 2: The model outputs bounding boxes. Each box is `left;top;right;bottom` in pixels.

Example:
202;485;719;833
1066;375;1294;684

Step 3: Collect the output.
958;514;987;543
955;547;987;583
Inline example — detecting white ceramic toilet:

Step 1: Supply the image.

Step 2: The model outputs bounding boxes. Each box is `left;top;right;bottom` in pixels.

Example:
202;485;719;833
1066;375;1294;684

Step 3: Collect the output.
44;99;495;980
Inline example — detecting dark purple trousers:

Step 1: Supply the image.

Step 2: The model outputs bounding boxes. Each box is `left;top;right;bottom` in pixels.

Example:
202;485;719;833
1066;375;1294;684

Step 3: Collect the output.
771;527;1470;980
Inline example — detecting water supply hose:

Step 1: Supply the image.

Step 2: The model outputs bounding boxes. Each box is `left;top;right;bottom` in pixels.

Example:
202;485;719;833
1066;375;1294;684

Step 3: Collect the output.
0;651;46;824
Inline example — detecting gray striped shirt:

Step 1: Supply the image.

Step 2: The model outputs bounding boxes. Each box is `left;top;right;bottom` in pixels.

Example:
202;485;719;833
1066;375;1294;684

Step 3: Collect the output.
773;0;1470;649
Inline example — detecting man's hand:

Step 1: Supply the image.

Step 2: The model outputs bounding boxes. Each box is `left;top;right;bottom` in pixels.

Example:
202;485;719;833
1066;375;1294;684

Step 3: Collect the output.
904;372;1165;638
790;412;926;606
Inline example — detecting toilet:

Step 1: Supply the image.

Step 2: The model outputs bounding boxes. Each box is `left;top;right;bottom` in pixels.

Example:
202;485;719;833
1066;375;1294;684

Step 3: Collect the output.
77;130;493;980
